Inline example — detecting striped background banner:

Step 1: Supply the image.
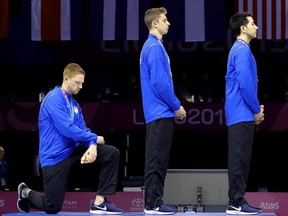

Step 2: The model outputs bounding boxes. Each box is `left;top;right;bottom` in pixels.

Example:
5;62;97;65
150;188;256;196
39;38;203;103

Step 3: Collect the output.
0;0;9;39
4;0;287;41
236;0;288;40
31;0;227;41
31;0;152;41
163;0;226;42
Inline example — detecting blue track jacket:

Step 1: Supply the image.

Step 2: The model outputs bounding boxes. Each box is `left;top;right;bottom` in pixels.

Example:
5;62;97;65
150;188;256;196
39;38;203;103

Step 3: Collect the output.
225;39;260;126
38;86;97;167
140;34;180;124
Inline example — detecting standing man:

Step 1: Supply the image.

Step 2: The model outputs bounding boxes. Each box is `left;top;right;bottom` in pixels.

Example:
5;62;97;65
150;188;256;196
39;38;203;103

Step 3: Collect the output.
140;7;186;215
225;12;264;215
17;63;123;214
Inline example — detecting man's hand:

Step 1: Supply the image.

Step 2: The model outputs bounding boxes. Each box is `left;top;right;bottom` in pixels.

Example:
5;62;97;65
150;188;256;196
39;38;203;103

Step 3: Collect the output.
96;136;105;144
255;104;264;124
80;144;97;164
175;106;186;120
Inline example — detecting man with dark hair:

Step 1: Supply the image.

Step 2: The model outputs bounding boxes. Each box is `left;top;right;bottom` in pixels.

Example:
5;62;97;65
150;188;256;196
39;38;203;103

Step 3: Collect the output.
225;12;264;215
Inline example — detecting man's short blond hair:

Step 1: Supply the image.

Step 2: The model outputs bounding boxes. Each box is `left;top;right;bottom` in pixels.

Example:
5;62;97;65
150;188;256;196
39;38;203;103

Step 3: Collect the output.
144;7;167;30
63;63;85;79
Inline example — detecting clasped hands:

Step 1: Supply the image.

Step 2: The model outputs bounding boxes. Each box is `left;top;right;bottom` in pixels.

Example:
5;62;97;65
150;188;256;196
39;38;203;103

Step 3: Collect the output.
255;105;264;125
175;106;186;120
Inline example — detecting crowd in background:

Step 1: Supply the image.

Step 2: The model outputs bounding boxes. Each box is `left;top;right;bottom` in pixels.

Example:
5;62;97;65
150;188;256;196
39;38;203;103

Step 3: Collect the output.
1;63;288;104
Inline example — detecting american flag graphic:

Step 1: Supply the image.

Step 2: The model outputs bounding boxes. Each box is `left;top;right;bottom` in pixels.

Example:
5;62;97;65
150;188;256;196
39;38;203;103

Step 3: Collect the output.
235;0;288;40
3;0;286;41
30;0;227;42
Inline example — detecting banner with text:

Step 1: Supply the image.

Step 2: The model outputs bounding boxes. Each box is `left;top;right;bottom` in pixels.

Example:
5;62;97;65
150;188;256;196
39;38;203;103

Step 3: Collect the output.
0;102;288;132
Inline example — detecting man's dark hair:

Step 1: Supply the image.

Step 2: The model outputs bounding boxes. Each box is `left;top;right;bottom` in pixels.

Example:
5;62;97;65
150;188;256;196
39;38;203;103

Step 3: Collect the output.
230;12;253;37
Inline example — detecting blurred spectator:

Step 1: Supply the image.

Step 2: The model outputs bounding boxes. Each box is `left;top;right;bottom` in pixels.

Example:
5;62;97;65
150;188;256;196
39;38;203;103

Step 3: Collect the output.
124;74;140;102
0;145;8;190
94;69;114;102
199;72;213;102
176;72;193;102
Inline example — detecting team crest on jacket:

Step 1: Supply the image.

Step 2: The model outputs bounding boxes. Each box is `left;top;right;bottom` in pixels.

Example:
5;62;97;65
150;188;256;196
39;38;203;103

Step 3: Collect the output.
73;106;79;114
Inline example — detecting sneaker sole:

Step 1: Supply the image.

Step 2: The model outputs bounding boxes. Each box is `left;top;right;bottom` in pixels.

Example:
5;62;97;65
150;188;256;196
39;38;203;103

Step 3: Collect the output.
17;183;24;212
90;210;123;215
17;182;29;213
226;210;260;215
144;209;176;215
